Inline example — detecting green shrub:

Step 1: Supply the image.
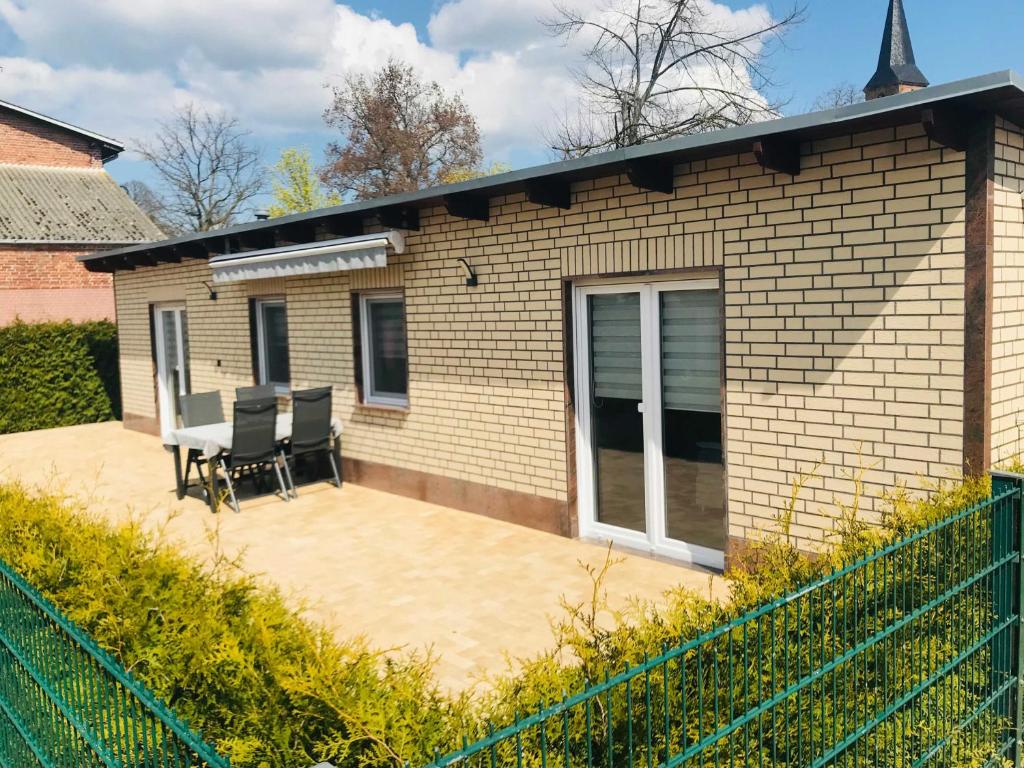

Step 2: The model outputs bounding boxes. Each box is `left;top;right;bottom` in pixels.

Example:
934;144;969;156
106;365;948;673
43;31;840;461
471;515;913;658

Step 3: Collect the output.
0;319;121;433
472;474;1005;768
0;471;1010;768
0;485;471;768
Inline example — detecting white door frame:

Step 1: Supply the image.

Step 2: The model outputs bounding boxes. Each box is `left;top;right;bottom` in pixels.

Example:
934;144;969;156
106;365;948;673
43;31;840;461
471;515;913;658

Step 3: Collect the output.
154;303;189;441
573;279;725;570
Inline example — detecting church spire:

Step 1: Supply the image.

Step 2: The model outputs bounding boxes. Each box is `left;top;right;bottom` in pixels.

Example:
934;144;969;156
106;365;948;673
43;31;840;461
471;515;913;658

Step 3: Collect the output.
864;0;929;100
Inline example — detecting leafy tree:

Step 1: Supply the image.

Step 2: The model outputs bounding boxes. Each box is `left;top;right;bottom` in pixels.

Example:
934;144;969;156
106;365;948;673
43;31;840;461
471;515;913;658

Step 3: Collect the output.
545;0;805;157
136;104;265;232
439;161;511;185
321;59;482;199
267;147;340;217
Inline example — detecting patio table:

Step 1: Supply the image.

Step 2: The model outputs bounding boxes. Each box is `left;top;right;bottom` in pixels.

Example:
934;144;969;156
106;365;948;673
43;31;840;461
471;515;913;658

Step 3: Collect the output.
165;414;343;505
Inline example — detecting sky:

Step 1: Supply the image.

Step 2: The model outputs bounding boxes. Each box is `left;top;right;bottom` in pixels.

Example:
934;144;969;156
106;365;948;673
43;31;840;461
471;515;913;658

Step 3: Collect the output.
0;0;1022;210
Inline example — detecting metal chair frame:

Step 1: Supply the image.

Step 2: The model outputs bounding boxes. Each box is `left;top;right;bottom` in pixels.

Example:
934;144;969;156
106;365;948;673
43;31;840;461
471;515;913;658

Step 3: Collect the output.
285;386;340;494
178;391;225;496
213;397;290;513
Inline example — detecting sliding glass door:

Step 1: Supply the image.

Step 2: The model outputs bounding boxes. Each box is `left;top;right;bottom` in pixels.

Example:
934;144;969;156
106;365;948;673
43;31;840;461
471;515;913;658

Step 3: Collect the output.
574;280;725;568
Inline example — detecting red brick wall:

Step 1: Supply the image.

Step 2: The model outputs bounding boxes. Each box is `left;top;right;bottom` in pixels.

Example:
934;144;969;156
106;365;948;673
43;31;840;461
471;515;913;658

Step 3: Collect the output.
0;247;111;289
0;288;114;324
0;107;117;323
0;247;113;323
0;110;103;167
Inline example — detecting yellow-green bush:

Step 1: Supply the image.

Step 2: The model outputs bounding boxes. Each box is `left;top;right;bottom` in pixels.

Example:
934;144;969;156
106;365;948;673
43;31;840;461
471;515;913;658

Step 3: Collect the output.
0;484;471;768
472;474;1005;768
0;472;1008;768
0;320;121;433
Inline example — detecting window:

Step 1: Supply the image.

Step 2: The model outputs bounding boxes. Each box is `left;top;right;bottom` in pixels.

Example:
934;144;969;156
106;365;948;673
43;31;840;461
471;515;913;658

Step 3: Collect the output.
359;292;408;406
253;298;290;391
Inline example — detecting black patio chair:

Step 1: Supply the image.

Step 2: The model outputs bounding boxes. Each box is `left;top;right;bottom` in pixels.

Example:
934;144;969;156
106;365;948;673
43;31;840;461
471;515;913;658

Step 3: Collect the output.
178;391;225;491
214;396;290;513
285;387;340;494
235;383;278;401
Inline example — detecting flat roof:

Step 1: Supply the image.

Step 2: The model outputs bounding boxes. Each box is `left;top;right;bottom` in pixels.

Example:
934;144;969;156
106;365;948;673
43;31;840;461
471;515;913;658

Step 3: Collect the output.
0;99;125;162
81;70;1024;273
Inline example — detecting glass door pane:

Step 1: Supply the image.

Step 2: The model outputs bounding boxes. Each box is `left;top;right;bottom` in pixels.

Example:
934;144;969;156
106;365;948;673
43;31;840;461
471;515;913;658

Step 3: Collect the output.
367;298;408;396
589;292;646;533
157;307;189;433
659;289;725;551
260;302;290;385
177;309;191;399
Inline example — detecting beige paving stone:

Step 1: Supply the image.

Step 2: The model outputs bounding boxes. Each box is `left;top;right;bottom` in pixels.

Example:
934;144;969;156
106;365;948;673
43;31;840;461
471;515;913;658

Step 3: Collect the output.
0;421;724;692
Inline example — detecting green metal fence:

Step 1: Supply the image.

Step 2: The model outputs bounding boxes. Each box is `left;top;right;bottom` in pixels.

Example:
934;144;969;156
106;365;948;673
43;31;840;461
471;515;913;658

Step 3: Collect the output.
427;475;1024;768
0;555;229;767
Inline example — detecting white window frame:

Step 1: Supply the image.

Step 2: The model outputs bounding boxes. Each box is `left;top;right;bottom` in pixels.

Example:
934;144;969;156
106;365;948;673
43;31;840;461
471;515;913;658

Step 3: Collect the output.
153;303;189;441
254;297;290;394
359;291;409;407
572;278;725;570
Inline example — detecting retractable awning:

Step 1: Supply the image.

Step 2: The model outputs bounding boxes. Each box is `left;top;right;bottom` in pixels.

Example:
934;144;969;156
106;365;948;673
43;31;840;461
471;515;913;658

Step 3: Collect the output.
209;230;405;284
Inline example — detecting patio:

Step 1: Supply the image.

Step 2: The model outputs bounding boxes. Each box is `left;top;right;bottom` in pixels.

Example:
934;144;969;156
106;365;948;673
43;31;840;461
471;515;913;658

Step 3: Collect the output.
0;421;725;691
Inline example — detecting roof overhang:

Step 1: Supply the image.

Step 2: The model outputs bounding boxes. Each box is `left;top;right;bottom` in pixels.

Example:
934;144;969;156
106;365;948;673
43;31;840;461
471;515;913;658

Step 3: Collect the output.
78;70;1024;274
208;231;405;284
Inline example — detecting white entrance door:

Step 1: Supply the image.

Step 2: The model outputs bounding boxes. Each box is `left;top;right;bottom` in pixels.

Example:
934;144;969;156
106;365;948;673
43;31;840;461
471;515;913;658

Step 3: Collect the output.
573;279;725;569
154;305;190;440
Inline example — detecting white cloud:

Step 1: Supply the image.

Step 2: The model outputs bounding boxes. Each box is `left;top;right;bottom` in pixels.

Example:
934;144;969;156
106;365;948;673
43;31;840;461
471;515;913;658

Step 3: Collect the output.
0;0;337;70
428;0;569;54
0;0;777;166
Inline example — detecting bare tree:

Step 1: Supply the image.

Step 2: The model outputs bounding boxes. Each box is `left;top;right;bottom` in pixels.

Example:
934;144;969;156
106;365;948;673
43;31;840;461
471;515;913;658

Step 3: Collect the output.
545;0;805;157
321;59;482;199
811;82;864;112
136;104;264;232
121;180;176;236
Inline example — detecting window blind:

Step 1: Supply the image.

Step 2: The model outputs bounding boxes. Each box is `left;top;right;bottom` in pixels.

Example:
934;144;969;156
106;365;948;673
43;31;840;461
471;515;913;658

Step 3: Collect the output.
660;290;720;413
590;293;642;401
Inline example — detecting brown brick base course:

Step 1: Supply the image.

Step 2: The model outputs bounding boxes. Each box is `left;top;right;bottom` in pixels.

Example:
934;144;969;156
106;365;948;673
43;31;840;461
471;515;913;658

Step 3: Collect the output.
123;413;160;437
341;457;570;535
725;535;821;573
122;414;570;535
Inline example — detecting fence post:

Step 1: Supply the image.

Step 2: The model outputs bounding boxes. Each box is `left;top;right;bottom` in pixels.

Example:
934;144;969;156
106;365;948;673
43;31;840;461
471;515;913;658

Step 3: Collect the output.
993;470;1024;767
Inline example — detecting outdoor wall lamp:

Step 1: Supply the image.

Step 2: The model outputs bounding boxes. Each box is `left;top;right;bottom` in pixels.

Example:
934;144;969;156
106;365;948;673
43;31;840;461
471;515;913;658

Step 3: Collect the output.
456;257;478;287
202;281;218;301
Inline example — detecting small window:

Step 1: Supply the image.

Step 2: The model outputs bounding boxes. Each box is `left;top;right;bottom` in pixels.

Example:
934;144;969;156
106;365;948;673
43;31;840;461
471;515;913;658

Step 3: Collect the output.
359;292;408;407
254;298;290;391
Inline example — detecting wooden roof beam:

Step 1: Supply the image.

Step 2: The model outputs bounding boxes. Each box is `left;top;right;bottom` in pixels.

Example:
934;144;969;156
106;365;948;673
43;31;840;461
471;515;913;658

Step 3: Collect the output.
753;136;801;177
526;178;572;210
378;205;420;231
444;193;489;222
922;107;969;152
625;158;674;194
321;214;364;238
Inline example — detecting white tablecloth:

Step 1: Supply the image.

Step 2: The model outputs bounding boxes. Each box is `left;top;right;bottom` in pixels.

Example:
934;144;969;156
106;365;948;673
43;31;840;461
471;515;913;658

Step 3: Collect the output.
167;414;342;459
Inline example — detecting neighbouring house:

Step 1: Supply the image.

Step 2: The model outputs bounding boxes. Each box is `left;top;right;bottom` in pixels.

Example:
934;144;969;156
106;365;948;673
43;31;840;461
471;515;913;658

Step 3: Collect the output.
0;99;163;324
80;5;1024;568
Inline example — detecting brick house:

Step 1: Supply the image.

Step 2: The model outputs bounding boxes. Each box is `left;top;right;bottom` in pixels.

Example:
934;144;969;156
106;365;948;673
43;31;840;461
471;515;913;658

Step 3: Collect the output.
0;99;163;324
78;11;1024;568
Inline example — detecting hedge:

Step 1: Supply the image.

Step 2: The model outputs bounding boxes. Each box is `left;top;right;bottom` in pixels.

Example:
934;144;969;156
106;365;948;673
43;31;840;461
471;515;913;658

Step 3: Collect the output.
0;320;121;434
0;470;1009;768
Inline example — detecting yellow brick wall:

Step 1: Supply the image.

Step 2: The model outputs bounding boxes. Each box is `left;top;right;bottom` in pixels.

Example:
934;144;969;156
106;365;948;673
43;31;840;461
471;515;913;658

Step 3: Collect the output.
116;121;969;548
992;117;1024;465
720;126;967;546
